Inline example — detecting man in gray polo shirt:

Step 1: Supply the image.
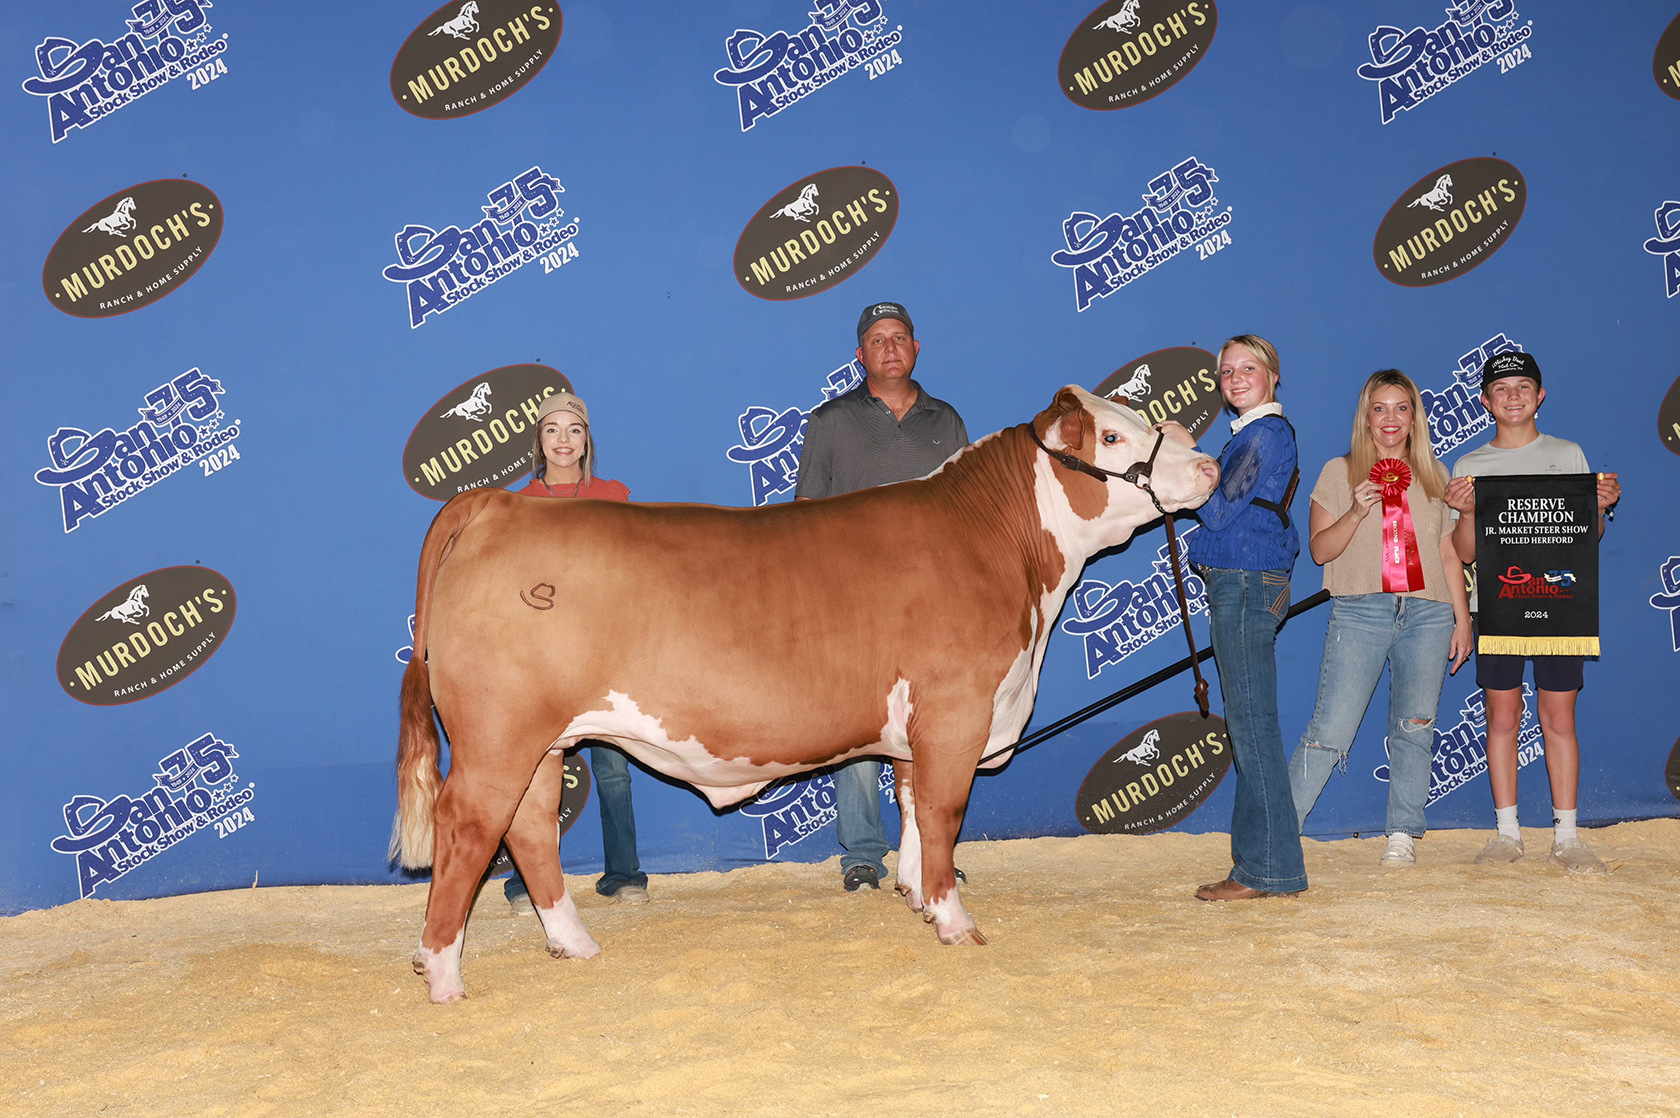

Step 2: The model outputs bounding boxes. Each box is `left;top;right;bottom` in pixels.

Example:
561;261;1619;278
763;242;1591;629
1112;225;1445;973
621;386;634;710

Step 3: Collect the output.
795;301;969;891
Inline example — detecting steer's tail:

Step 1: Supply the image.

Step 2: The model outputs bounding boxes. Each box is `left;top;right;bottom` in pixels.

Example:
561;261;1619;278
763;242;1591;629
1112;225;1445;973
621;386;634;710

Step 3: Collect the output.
390;490;494;869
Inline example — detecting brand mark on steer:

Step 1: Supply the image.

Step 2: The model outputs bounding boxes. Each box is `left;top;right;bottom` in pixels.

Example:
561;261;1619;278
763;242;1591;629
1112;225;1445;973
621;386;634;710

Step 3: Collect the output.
521;583;556;610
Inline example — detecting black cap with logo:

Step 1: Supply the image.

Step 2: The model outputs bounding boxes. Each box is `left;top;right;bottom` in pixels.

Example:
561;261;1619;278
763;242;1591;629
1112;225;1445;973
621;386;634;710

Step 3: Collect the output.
1481;350;1541;392
857;301;914;341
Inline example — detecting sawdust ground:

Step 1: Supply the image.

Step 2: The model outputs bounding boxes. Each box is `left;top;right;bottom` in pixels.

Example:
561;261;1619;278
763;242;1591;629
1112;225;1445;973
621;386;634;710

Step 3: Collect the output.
3;821;1677;1118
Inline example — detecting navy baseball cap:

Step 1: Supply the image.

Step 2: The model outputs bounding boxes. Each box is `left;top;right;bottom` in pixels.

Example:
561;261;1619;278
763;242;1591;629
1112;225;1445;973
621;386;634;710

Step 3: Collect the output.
1481;350;1541;391
857;301;913;341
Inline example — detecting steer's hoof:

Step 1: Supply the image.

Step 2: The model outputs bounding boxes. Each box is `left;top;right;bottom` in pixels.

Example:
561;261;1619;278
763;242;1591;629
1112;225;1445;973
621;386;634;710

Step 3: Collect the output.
413;957;465;1003
546;937;602;961
937;926;988;947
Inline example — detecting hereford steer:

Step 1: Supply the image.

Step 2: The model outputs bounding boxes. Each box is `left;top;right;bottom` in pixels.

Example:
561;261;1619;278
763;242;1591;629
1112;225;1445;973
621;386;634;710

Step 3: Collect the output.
392;386;1217;1002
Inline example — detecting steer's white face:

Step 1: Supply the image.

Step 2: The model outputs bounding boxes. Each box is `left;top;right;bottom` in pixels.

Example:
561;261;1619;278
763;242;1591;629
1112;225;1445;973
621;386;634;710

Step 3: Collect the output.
1075;387;1219;513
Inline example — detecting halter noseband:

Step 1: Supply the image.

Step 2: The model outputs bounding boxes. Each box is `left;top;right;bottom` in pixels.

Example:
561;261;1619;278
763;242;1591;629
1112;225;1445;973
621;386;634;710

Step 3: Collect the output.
1027;421;1169;517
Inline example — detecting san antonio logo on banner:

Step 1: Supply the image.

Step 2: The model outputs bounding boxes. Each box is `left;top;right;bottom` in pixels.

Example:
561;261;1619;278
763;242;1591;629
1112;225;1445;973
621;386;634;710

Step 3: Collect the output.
43;180;223;317
50;731;255;899
382;166;577;328
34;367;238;533
1374;157;1525;287
1062;526;1208;679
20;0;228;143
1651;557;1680;653
1643;201;1680;298
390;0;562;118
57;565;236;706
1356;2;1531;125
1050;155;1230;312
738;766;896;859
1420;330;1524;458
712;1;903;132
727;359;865;506
1374;686;1544;806
1058;0;1217;110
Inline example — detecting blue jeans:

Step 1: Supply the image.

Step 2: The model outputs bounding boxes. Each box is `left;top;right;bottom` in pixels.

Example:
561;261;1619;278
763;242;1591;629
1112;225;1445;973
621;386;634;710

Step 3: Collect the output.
590;745;647;895
1202;567;1306;893
1288;594;1455;839
835;759;889;876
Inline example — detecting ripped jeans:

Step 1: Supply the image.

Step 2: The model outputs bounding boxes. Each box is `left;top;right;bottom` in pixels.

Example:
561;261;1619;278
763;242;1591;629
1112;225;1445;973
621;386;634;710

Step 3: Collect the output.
1287;594;1456;839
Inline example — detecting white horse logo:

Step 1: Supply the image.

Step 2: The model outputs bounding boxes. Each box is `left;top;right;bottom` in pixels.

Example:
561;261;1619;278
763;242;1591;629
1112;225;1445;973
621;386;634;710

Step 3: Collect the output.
1108;364;1152;402
1116;728;1162;765
439;383;493;422
771;183;820;223
1408;175;1454;213
1093;0;1142;33
429;1;480;40
83;197;138;237
96;585;151;625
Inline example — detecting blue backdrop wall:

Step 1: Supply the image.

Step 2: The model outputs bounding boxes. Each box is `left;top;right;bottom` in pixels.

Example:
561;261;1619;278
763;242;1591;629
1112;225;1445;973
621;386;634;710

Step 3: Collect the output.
5;0;1678;914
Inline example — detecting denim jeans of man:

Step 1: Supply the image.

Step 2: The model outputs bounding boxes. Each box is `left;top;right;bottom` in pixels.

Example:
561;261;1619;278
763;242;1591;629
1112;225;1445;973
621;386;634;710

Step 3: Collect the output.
1288;594;1455;839
1202;566;1307;893
835;759;890;877
590;744;648;895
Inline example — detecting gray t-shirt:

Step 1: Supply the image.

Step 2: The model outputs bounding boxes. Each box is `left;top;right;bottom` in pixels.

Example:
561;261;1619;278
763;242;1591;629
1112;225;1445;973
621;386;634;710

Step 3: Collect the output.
1450;432;1591;611
794;379;968;498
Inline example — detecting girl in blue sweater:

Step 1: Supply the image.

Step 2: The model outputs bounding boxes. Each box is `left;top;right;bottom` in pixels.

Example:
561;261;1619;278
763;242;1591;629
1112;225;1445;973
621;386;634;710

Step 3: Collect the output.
1163;335;1305;900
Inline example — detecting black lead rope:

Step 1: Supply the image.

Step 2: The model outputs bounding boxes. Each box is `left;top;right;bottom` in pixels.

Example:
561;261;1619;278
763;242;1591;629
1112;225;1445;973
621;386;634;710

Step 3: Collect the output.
978;589;1332;767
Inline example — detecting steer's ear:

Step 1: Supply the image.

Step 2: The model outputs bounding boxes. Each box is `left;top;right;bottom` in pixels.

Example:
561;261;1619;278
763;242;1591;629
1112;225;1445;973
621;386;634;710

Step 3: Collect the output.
1033;386;1090;452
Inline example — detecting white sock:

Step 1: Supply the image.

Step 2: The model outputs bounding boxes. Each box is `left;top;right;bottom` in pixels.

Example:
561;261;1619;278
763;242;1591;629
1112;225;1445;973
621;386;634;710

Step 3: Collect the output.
1495;805;1520;841
1553;808;1578;846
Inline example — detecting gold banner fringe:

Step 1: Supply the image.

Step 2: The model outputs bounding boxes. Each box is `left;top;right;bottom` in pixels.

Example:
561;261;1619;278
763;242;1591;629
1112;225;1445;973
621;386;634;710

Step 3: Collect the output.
1477;635;1600;657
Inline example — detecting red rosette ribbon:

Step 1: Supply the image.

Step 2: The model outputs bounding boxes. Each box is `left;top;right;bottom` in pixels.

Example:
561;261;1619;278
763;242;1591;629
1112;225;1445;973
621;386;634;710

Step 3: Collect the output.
1371;458;1425;593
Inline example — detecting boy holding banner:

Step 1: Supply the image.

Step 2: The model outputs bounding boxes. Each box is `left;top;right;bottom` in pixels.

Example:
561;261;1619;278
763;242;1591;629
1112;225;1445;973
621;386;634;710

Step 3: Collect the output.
1445;352;1621;874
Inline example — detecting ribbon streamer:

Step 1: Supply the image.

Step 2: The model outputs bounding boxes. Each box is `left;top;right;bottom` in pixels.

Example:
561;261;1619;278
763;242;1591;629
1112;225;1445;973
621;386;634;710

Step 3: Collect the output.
1371;458;1425;593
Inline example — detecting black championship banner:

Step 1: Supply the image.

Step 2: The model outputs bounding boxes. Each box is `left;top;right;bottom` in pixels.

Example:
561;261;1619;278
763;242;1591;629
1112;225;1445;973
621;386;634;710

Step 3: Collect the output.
1473;473;1600;656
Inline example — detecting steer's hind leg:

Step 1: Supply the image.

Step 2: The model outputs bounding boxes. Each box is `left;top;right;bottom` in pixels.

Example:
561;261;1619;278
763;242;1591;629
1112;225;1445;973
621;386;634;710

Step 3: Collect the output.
414;765;528;1003
891;759;924;913
504;750;600;961
911;733;987;946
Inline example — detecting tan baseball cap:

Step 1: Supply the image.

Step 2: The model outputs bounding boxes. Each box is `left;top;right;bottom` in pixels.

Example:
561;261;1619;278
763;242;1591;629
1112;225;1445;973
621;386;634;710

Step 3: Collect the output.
536;391;588;425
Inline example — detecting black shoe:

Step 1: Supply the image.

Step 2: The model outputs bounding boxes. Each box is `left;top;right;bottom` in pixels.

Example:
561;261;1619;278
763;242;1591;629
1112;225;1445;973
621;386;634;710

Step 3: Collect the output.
843;865;881;892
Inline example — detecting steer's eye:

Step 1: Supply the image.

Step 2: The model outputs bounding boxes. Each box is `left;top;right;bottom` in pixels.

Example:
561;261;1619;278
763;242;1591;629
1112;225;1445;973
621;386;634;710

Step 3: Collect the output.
1103;432;1119;445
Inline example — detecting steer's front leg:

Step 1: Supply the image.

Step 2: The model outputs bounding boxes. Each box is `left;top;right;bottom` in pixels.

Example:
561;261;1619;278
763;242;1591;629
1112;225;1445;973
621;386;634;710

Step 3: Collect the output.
908;732;987;946
892;758;923;912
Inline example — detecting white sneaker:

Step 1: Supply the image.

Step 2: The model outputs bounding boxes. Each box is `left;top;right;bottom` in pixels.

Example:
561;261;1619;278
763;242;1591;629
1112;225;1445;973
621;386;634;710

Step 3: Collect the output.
1379;833;1416;868
1549;837;1607;875
1473;833;1524;866
613;884;650;905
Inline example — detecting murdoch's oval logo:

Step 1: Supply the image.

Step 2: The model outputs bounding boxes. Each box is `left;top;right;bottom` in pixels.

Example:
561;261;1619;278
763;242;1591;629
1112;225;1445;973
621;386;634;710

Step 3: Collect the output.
43;179;222;318
1075;711;1231;834
1059;0;1217;111
1655;12;1680;102
58;566;237;706
1374;157;1526;288
1094;346;1219;442
404;364;574;500
391;0;562;119
1659;372;1680;458
734;166;898;301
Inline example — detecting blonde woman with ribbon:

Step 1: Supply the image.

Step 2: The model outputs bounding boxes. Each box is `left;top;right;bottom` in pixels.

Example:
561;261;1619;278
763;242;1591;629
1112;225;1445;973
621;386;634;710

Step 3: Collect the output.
1287;370;1472;867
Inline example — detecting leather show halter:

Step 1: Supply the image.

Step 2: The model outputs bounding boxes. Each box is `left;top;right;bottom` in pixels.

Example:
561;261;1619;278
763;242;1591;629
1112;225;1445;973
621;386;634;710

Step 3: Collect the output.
1028;421;1211;716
